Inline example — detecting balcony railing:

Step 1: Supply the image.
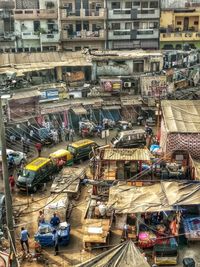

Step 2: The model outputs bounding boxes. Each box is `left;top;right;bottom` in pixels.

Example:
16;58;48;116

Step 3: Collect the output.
108;30;131;40
62;29;105;40
41;33;60;42
0;33;16;41
21;32;40;40
60;8;106;19
136;29;159;39
108;8;159;19
14;9;58;19
160;31;200;41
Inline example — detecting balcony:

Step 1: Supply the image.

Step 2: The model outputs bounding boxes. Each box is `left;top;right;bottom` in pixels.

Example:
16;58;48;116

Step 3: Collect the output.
108;8;159;19
41;33;60;42
60;8;106;20
0;33;16;41
108;30;131;40
14;9;58;20
62;29;105;41
108;9;131;19
0;1;14;9
0;10;13;19
160;32;200;42
136;29;159;39
21;32;40;40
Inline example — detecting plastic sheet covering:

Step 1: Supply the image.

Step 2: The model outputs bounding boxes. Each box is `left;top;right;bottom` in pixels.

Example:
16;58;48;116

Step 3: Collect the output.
44;193;69;222
76;240;150;267
107;181;200;213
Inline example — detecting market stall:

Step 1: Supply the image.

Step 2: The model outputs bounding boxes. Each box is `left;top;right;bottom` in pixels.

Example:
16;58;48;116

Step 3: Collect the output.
83;219;111;250
94;148;153;181
50;167;86;198
183;216;200;242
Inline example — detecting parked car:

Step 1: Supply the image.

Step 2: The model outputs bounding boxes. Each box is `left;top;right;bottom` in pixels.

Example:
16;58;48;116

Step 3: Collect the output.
30;127;54;146
67;139;98;162
16;157;57;193
111;129;146;148
0;149;26;167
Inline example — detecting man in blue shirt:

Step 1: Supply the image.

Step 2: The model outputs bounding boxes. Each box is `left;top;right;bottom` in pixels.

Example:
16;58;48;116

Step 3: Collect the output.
50;213;60;228
20;227;30;253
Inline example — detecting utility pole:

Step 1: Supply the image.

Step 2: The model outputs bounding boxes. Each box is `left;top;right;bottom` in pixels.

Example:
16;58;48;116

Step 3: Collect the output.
0;97;17;267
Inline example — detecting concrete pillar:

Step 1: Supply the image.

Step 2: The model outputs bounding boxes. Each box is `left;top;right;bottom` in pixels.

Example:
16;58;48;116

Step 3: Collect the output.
56;66;62;80
91;62;97;81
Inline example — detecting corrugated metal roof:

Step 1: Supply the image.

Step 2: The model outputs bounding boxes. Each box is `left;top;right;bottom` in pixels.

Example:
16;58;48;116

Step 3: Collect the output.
102;148;153;161
11;90;41;100
102;105;121;110
71;105;87;115
161;100;200;133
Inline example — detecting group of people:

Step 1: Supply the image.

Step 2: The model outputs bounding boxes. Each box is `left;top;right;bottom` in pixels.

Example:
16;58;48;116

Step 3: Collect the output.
64;128;75;142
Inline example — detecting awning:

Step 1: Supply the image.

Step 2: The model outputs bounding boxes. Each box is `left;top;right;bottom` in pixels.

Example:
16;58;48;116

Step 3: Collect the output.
76;240;150;267
71;106;87;115
108;181;200;213
11;90;41;100
102;105;121;110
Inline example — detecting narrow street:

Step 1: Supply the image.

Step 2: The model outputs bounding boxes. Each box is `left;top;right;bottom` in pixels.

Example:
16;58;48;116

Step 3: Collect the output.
6;130;199;266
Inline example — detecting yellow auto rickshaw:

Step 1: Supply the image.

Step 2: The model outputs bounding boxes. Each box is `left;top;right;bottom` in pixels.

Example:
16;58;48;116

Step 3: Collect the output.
49;149;73;167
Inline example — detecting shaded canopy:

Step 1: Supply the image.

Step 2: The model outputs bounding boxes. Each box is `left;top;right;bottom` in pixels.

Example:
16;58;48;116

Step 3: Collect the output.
107;181;200;213
76;240;150;267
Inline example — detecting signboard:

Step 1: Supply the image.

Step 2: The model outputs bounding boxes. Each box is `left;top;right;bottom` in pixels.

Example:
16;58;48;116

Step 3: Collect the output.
101;80;122;92
65;71;85;82
140;75;167;99
40;89;59;102
101;129;109;139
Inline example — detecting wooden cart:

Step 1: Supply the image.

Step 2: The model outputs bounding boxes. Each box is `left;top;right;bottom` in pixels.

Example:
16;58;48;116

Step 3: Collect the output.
83;219;111;250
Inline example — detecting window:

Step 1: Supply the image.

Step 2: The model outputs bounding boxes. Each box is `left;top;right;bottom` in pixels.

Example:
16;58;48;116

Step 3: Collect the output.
125;1;132;8
111;2;120;8
125;22;132;29
133;21;139;29
150;1;158;8
33;21;40;32
133;1;140;6
133;61;144;72
113;9;131;14
151;62;159;72
177;21;182;25
194;21;199;25
113;30;130;35
149;22;158;29
141;1;148;8
112;23;120;30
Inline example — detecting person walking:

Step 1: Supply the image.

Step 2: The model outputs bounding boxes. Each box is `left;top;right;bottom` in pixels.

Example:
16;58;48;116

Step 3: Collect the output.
35;142;42;157
20;227;30;254
64;128;70;141
37;210;45;226
9;175;15;192
69;128;75;142
52;229;59;256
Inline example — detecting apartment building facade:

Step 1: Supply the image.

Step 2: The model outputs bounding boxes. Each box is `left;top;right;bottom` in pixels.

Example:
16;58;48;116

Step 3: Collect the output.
160;5;200;50
0;0;15;52
107;0;160;50
0;0;161;52
14;0;60;52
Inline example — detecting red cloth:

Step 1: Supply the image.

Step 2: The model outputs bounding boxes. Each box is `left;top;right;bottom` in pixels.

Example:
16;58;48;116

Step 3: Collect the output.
35;143;42;151
9;176;15;187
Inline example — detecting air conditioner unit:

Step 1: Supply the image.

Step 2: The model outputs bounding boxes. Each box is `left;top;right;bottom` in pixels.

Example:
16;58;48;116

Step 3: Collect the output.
124;82;131;88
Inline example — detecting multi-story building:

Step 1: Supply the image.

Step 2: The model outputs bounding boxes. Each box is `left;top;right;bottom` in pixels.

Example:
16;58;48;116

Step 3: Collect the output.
60;0;107;51
107;0;160;50
0;0;15;52
14;0;60;52
160;5;200;50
